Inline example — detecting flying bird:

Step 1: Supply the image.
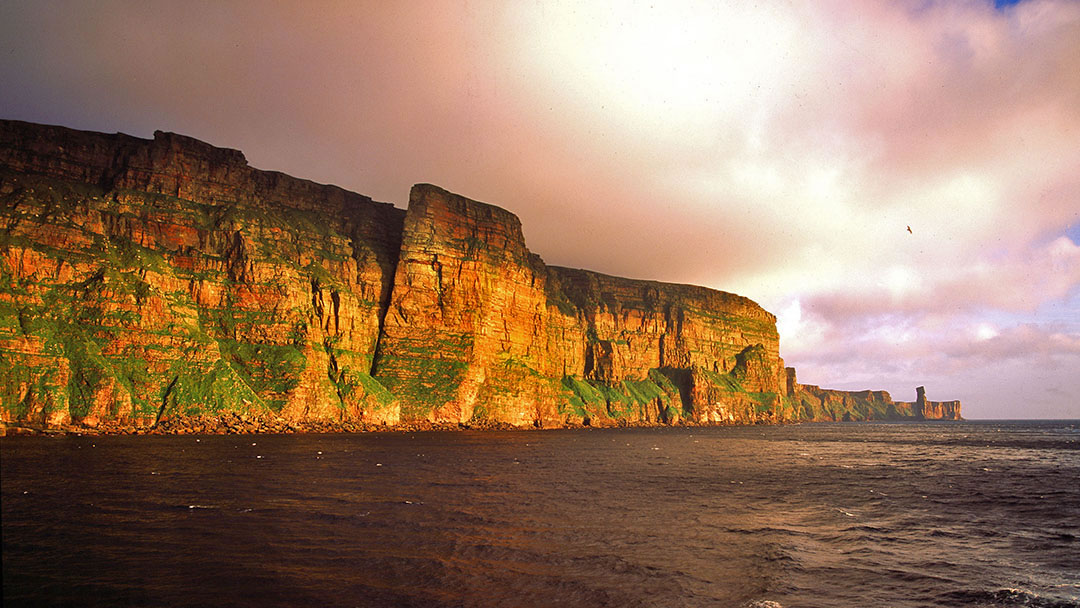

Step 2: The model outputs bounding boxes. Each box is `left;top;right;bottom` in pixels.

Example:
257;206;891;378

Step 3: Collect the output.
907;225;912;234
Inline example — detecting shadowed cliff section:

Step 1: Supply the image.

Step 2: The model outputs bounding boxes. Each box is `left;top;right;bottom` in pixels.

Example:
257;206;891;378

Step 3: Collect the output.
0;120;961;432
541;267;792;425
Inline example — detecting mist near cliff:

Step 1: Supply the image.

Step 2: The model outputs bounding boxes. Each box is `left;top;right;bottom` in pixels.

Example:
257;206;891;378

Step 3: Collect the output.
1;0;1077;418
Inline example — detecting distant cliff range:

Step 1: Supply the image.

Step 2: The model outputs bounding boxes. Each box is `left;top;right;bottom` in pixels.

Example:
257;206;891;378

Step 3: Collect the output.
0;119;960;434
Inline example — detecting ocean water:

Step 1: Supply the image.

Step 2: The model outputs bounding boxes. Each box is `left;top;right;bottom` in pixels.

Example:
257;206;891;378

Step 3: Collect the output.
2;421;1078;608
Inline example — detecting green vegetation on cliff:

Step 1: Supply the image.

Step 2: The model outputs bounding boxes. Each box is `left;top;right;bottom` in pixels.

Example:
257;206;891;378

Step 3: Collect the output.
0;119;960;430
560;371;684;425
1;153;403;426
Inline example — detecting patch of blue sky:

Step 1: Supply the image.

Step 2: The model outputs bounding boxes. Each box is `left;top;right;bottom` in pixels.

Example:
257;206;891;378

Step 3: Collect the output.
1065;222;1080;246
979;289;1080;333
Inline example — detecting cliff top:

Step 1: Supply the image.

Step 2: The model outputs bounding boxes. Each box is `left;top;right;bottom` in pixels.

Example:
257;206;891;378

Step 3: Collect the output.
549;265;776;322
0;118;400;219
3;119;774;318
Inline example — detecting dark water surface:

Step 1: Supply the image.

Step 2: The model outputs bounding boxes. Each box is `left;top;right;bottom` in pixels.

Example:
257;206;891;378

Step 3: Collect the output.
3;421;1078;607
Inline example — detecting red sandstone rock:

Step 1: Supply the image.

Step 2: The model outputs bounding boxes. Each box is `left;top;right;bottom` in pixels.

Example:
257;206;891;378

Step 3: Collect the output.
0;119;960;431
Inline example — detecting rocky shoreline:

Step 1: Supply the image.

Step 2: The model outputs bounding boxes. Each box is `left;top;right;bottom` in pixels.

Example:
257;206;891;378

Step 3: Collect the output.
1;414;965;437
0;413;532;437
0;414;813;437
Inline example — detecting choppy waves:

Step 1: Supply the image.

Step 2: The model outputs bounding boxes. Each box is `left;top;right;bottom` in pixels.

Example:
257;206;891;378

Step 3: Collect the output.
3;421;1078;607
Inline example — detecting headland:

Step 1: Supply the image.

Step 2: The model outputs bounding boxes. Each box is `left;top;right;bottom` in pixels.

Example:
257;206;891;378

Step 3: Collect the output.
0;119;960;434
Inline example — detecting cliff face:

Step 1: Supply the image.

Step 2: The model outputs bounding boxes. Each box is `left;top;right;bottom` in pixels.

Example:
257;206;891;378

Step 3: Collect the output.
371;184;562;426
792;381;961;422
0;120;960;430
912;386;962;420
1;120;403;428
542;268;789;426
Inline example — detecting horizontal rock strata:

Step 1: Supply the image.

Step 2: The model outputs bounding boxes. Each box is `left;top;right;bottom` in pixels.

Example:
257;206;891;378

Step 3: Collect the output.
0;119;961;432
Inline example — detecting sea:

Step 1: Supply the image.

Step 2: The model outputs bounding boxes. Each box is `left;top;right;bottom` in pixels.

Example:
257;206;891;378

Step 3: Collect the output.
2;421;1078;608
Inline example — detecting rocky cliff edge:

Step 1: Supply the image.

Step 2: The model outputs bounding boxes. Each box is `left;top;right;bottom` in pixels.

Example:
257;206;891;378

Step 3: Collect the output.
0;120;960;432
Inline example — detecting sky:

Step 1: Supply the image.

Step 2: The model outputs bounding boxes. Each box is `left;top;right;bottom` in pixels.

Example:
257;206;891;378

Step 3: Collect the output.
1;0;1077;419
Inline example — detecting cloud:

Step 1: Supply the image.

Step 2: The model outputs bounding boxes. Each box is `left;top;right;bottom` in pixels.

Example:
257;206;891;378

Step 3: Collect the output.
783;306;1080;418
947;323;1080;361
780;281;1080;418
794;236;1080;322
491;0;1080;304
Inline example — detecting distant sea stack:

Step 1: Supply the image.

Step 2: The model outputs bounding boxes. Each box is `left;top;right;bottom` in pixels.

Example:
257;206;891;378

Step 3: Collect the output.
0;119;960;433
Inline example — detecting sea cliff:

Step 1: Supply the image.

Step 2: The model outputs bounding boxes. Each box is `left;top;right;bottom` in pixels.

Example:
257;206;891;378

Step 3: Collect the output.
0;120;960;433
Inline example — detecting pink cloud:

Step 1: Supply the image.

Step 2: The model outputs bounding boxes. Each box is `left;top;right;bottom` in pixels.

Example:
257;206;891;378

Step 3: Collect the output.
944;323;1080;361
797;236;1080;321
